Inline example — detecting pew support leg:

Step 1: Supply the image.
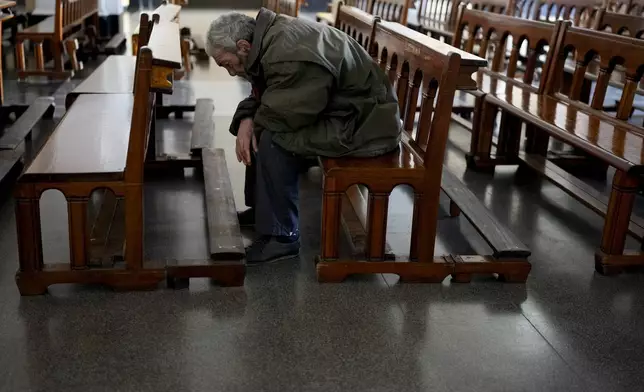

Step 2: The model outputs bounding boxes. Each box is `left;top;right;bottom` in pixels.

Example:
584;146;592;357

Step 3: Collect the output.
595;170;643;275
15;195;47;295
466;98;497;171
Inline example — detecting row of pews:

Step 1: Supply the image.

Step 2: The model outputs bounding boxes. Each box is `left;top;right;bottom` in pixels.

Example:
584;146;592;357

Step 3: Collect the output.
13;0;644;293
449;4;644;274
0;1;54;185
317;0;644;277
15;0;127;79
13;6;245;295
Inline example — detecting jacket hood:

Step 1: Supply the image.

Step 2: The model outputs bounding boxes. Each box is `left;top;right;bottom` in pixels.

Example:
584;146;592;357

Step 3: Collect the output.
246;7;277;79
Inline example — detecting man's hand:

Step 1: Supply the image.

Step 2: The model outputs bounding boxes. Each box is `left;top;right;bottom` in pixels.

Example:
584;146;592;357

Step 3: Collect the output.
236;118;258;166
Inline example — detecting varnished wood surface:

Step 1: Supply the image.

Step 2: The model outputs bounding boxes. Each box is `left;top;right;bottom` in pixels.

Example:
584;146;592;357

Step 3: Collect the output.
147;21;182;69
203;148;246;261
487;90;644;172
153;3;181;22
336;5;378;55
189;98;216;154
453;6;558;93
380;20;488;72
69;55;136;96
24;94;134;181
519;151;644;240
441;168;531;258
374;19;487;90
593;8;644;37
323;146;424;172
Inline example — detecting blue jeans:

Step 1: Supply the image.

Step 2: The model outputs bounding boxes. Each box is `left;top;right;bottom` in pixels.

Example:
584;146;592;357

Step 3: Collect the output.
244;131;306;238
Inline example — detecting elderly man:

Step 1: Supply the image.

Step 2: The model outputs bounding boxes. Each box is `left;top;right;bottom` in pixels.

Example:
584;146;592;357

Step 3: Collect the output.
206;8;401;264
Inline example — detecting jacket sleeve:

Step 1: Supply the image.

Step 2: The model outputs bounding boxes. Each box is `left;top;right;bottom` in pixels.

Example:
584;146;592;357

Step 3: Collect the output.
229;96;260;136
253;61;333;134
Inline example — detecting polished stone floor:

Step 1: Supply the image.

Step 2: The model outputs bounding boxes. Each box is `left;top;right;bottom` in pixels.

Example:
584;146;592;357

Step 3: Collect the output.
0;9;644;392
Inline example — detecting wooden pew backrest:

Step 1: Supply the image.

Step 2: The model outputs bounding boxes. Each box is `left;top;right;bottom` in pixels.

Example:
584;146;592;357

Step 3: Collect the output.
372;21;462;165
417;0;452;23
127;20;183;183
546;21;644;119
58;0;98;36
520;0;597;26
335;4;378;53
379;20;487;89
453;6;561;90
125;47;154;184
370;0;409;24
278;0;299;16
593;7;644;37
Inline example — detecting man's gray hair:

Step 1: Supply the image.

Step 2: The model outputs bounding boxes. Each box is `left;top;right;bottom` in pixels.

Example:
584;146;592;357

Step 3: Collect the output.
206;13;256;56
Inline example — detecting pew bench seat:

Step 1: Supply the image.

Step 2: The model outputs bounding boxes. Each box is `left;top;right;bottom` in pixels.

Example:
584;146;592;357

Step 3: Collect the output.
322;146;423;177
318;137;531;282
22;94;132;183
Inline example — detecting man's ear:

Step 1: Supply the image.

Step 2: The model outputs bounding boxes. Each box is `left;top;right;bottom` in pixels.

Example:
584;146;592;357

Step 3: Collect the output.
236;40;251;54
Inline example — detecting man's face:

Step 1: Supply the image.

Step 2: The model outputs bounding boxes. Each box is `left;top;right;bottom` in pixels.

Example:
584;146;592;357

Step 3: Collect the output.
213;40;251;79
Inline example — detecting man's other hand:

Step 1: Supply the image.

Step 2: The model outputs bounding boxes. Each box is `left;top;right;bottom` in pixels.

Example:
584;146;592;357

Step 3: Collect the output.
236;118;257;166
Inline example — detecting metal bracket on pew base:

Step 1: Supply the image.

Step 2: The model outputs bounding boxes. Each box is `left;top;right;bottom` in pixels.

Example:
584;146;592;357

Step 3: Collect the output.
315;255;531;283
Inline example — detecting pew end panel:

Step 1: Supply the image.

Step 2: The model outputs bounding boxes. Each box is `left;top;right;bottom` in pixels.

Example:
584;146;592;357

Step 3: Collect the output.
13;48;163;295
14;27;247;293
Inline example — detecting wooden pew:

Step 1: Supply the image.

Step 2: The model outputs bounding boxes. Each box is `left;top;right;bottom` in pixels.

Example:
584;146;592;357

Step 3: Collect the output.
0;1;54;184
15;0;99;80
593;6;644;36
474;18;644;275
451;6;560;168
317;14;531;283
278;0;300;16
317;0;370;25
602;0;643;14
14;20;244;295
517;0;598;26
131;3;191;74
410;0;511;43
67;16;212;169
318;0;409;26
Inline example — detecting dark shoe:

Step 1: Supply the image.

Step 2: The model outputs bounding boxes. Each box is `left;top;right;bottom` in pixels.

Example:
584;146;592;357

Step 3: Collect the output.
246;235;300;264
237;208;255;226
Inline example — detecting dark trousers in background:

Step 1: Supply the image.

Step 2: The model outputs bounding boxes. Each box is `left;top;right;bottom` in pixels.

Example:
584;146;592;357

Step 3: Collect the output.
98;15;121;38
244;131;307;238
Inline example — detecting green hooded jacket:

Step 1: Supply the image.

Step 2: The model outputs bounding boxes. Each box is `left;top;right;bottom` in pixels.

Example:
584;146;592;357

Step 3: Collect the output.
229;8;402;158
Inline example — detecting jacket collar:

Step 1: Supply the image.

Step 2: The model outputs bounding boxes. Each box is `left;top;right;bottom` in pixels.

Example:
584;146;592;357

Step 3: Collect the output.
246;7;277;78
